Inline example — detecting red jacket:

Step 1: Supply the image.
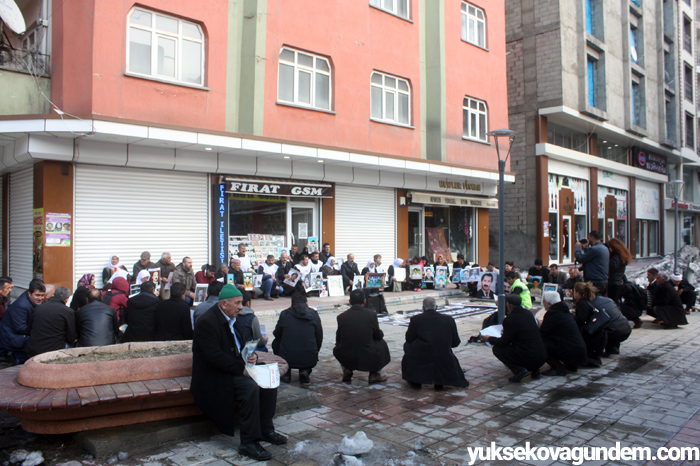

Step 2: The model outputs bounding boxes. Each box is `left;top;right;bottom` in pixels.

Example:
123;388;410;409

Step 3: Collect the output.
195;271;215;285
103;277;129;322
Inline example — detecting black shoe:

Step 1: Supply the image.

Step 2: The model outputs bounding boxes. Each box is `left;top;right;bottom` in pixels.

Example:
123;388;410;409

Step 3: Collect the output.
299;370;310;384
530;369;540;380
239;442;272;461
633;319;643;329
342;369;353;383
408;382;422;389
261;431;288;445
542;368;566;376
280;372;291;383
434;384;444;390
508;368;529;383
564;363;578;372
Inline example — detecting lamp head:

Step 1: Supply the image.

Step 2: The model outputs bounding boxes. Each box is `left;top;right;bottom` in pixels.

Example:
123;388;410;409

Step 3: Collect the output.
487;129;517;138
668;179;685;199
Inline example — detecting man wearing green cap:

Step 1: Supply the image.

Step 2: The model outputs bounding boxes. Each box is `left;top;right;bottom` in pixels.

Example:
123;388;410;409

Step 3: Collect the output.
191;284;286;461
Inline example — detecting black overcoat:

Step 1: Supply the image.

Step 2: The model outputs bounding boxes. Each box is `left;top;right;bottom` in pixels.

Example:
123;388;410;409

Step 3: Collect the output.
333;305;390;372
191;305;246;436
272;302;323;369
401;309;468;387
488;306;547;371
539;301;587;367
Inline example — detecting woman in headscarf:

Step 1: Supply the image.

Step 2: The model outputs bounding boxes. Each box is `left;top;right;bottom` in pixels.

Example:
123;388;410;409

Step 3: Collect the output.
386;258;405;292
321;256;341;278
407;256;423;292
77;273;96;289
103;254;129;286
136;269;151;284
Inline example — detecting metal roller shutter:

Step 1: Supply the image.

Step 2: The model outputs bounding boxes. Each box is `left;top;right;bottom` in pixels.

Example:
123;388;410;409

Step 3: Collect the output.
334;185;396;268
9;167;34;290
74;165;209;288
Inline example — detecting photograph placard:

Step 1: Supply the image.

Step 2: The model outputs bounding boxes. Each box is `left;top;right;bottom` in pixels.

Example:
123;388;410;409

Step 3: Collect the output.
352;275;365;290
284;269;301;287
452;268;462;283
306;272;325;291
423;266;435;283
307;236;319;253
194;284;208;306
366;273;385;289
476;272;497;299
393;267;406;283
253;274;263;288
327;275;344;297
244;272;254;291
434;276;448;290
435;266;448;279
409;265;423;280
542;283;558;293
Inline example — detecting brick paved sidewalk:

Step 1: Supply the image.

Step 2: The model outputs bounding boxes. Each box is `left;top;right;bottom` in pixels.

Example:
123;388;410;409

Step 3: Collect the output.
105;304;700;466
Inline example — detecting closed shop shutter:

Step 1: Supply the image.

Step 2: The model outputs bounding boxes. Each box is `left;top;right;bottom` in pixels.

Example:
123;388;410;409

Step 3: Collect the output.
334;185;396;267
74;165;209;288
9;167;34;290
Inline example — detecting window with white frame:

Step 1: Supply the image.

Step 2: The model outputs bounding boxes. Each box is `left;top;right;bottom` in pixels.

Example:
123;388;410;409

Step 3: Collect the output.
462;97;488;141
370;72;410;125
127;8;204;86
461;2;486;48
369;0;410;20
278;48;331;110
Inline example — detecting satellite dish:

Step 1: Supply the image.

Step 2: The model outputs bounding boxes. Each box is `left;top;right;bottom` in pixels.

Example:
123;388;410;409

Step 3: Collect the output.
0;0;26;35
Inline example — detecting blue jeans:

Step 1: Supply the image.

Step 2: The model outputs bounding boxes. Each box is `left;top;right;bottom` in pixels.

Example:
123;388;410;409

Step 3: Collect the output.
261;277;282;297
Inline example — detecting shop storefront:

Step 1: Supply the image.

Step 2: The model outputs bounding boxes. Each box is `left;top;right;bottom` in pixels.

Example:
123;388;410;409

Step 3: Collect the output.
597;171;629;246
213;176;332;266
546;160;589;265
406;191;496;264
635;180;661;257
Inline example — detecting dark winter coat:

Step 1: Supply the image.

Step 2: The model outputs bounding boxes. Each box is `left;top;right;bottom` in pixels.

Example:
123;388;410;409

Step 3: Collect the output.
272;300;323;369
26;297;77;358
652;280;688;327
401;309;468;387
76;301;119;347
608;252;626;286
539;301;587;367
122;292;160;342
0;292;38;352
172;263;197;293
591;296;631;340
528;266;551;283
575;242;609;282
154;297;193;341
487;305;547;371
340;261;361;287
333;304;391;372
191;304;247;435
574;298;609;359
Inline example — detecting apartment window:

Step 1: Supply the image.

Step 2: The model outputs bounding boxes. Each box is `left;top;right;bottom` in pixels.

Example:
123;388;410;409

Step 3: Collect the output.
683;16;692;53
462;97;488;142
686;113;695;148
278;48;331;110
629;25;638;64
631;77;645;128
587;57;598;108
586;0;603;39
666;96;677;141
371;72;410;125
548;123;589;154
461;2;486;48
369;0;409;20
664;47;674;85
685;63;694;101
127;8;204;86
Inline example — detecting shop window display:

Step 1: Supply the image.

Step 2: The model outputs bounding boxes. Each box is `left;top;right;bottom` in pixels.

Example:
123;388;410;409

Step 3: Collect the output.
548;174;588;263
229;194;286;237
424;206;475;263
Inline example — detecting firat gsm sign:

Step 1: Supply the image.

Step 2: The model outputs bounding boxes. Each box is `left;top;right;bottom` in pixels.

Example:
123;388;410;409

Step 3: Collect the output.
224;178;332;197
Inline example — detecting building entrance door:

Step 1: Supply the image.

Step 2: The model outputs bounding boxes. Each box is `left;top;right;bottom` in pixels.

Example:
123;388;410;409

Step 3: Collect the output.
408;207;423;260
288;201;318;251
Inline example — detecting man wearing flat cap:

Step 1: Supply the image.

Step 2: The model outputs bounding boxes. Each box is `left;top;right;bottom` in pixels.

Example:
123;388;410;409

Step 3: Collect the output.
481;293;547;383
191;284;286;461
132;251;155;283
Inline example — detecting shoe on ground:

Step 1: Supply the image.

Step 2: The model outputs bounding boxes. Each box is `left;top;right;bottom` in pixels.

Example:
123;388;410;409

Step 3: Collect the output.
564;363;578;372
261;431;288;445
299;370;310;384
280;372;291;383
434;384;444;390
264;296;274;301
368;371;388;383
530;369;540;380
272;294;280;299
633;319;643;329
609;347;620;355
342;369;353;383
542;368;566;376
601;351;611;358
239;441;272;461
408;381;422;389
508;368;530;383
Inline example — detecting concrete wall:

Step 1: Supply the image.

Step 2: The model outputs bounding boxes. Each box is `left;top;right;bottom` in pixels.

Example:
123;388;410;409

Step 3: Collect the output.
0;71;50;115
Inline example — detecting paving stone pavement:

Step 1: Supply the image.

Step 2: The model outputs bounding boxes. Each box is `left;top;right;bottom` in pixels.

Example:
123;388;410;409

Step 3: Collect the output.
51;298;699;466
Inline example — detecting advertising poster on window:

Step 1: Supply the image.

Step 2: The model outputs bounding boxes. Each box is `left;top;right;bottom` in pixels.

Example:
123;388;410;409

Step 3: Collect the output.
45;212;71;247
426;228;450;262
33;208;44;277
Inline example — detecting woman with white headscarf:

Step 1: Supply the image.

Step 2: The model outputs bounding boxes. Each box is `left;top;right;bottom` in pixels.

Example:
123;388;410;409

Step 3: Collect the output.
386;258;405;292
103;254;129;286
321;256;341;278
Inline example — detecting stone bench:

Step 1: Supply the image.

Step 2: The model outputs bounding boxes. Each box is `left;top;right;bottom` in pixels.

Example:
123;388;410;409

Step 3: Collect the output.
0;341;289;435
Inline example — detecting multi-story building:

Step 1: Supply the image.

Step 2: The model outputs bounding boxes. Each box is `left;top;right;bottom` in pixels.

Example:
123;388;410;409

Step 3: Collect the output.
503;0;698;267
0;0;509;291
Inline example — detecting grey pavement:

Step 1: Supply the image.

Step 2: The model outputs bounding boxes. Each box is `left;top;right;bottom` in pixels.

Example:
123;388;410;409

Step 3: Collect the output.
41;297;700;466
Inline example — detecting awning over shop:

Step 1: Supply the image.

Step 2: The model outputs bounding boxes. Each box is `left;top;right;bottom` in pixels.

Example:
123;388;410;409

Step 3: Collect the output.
221;176;333;198
408;191;498;209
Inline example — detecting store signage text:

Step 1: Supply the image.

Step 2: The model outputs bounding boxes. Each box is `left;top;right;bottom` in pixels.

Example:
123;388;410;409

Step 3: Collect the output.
438;180;482;192
226;181;330;197
633;148;667;175
218;184;226;264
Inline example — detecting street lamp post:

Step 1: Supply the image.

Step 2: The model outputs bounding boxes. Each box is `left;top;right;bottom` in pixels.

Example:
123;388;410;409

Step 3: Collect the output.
668;179;685;274
487;129;516;325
